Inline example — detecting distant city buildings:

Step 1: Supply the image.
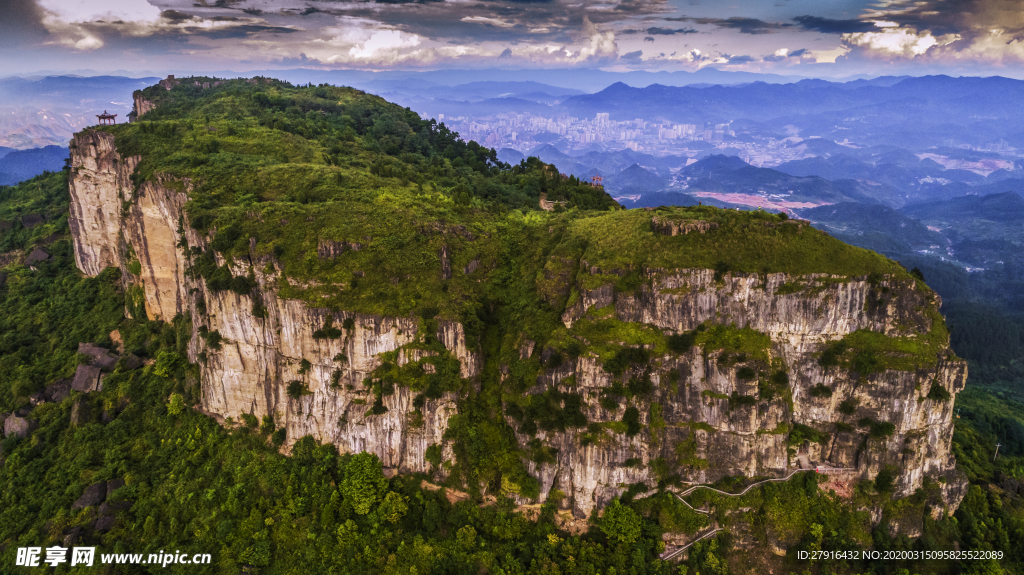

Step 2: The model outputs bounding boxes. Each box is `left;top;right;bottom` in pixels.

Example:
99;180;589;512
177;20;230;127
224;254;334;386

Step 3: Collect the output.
422;111;815;166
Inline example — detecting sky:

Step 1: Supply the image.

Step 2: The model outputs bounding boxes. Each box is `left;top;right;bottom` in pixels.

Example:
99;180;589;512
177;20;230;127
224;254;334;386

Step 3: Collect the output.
2;0;1024;79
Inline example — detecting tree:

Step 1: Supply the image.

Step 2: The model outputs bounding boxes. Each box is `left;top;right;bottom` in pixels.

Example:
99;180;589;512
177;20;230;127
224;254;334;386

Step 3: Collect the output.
379;491;409;524
341;452;389;515
600;498;642;544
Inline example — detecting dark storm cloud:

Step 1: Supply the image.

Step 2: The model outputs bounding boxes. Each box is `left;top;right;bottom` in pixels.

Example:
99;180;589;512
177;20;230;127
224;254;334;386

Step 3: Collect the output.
189;24;302;40
792;15;876;34
0;0;49;46
160;10;195;24
668;16;789;34
620;26;697;35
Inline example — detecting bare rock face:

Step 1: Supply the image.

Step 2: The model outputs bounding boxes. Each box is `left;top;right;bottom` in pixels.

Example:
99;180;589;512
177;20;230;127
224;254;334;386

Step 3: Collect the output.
70;396;93;427
71;364;102;392
72;482;106;509
4;415;37;439
134;94;156;117
513;270;967;519
68;130;476;476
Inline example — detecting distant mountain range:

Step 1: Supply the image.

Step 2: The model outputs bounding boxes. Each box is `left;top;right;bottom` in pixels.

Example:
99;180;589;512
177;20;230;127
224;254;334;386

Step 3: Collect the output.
0;75;155;148
554;76;1024;150
0;145;67;185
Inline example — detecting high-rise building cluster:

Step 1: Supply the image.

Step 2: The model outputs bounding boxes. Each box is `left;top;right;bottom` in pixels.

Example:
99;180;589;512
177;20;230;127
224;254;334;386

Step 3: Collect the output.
429;112;736;155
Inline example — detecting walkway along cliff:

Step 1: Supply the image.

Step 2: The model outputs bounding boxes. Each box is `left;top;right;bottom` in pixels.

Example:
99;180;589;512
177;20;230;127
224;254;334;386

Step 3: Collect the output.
66;80;968;529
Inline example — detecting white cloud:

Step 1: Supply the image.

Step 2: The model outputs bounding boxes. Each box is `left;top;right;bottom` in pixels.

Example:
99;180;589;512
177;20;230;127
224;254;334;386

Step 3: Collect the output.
347;30;422;59
810;45;851;63
843;27;958;56
38;0;161;24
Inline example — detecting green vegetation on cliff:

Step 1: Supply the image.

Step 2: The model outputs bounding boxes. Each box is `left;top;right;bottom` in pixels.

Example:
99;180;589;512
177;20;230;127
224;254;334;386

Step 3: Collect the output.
96;78;916;324
0;81;1006;575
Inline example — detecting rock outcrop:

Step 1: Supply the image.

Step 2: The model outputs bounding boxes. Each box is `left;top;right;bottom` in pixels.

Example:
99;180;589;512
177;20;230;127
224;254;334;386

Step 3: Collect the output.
67;115;968;527
68;128;472;476
513;270;967;518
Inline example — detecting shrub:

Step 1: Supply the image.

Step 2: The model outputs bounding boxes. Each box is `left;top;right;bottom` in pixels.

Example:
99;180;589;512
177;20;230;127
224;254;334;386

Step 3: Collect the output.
287;380;311;399
736;366;756;380
729;392;757;409
809;384;833;398
603;347;649;376
839;398;859;415
627;374;654;397
874;466;897;493
622;407;642;436
313;317;343;340
927;383;951;401
667;332;696;354
166;393;186;415
819;340;848;367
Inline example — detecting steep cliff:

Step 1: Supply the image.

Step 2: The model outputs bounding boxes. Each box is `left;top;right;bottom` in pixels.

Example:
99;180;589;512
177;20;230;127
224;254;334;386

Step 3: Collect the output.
69;128;469;476
511;270;966;517
66;78;968;530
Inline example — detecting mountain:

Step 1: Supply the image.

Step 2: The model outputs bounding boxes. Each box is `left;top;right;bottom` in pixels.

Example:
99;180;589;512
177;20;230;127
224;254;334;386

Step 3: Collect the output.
902;190;1024;223
678;154;885;206
0;145;68;185
0;75;156;148
555;76;1024;149
801;202;947;258
496;147;526;165
602;163;669;195
0;77;986;573
799;193;1024;395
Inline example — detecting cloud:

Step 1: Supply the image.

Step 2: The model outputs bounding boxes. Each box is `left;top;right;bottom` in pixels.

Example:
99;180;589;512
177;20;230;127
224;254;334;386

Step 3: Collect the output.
762;46;812;62
725;54;754;64
843;27;959;57
0;0;48;48
792;16;876;34
621;49;642;60
669;16;788;34
499;47;513;58
645;27;697;35
834;0;1024;64
37;0;162;25
572;15;618;61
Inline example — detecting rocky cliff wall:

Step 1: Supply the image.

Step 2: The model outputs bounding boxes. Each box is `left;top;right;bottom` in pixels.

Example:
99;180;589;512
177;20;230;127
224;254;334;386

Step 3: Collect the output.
68;129;471;475
513;270;967;517
67;125;968;524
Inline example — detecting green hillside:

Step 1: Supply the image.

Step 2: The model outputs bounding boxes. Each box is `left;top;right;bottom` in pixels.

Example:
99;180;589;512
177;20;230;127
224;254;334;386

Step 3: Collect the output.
0;80;1020;574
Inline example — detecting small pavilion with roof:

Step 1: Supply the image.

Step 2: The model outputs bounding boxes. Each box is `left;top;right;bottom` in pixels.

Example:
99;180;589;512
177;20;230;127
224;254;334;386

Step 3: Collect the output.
96;111;117;125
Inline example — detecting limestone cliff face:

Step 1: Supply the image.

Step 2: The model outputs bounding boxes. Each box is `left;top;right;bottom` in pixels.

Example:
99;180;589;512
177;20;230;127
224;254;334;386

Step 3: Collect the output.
67;123;967;524
517;270;967;518
68;129;470;475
